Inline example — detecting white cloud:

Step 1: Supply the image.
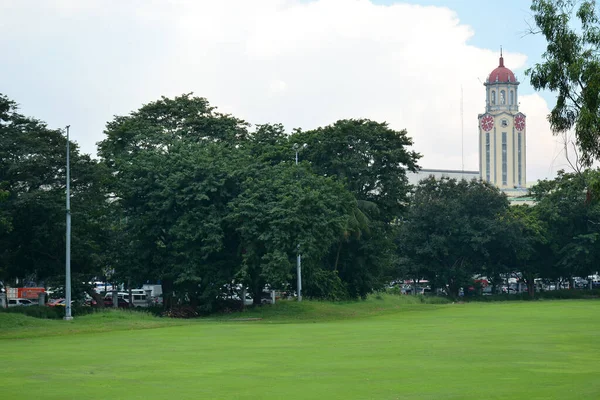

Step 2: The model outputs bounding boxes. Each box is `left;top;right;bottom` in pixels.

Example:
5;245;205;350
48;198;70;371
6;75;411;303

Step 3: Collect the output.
0;0;567;181
519;94;574;182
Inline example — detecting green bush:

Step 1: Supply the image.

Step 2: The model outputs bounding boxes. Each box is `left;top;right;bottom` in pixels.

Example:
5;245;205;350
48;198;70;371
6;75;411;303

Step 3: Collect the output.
465;289;600;302
537;289;600;300
1;305;96;319
1;305;63;319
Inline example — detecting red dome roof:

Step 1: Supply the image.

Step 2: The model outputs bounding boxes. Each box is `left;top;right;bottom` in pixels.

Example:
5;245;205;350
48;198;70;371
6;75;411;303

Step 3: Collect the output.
488;55;516;83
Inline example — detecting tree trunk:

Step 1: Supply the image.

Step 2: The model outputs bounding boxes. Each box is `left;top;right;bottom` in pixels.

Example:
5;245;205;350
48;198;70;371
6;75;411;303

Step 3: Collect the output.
333;241;343;272
86;288;104;308
241;286;247;310
161;278;174;310
526;279;535;298
448;278;460;299
252;287;262;305
128;279;133;309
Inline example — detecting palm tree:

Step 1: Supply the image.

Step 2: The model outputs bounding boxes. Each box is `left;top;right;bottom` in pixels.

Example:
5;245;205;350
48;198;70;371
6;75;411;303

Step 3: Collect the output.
333;199;378;271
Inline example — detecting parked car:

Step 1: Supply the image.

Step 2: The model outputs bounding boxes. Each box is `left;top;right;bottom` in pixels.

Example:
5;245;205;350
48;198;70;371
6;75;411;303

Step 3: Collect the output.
8;298;35;307
103;297;130;308
47;298;75;307
102;291;149;308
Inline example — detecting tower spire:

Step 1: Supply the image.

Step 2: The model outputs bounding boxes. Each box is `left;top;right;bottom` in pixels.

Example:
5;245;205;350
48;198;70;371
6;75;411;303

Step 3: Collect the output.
499;46;504;67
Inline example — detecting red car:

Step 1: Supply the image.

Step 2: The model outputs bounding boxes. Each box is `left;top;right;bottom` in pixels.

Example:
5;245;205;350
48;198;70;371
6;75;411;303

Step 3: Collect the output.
47;298;72;307
103;297;130;308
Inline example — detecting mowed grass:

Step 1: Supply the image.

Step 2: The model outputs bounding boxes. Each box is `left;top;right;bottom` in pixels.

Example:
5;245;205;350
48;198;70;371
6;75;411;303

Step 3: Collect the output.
1;298;599;399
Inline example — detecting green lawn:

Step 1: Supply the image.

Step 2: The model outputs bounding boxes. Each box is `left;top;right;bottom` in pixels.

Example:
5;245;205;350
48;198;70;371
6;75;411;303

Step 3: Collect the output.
1;299;599;399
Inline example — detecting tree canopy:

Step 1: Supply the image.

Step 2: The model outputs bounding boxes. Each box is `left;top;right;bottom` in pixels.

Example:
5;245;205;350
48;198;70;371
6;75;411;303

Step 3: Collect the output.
3;90;600;311
527;0;600;165
0;94;110;287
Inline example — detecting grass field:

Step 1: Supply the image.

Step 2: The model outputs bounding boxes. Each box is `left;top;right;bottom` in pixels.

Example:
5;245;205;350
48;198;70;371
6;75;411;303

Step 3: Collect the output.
1;297;599;399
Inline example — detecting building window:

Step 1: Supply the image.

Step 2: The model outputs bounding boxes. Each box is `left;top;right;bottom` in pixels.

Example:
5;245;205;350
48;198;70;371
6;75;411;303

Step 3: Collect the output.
494;131;497;183
510;90;514;105
491;91;496;105
500;90;506;105
502;132;507;185
512;131;516;184
486;132;490;182
518;132;522;186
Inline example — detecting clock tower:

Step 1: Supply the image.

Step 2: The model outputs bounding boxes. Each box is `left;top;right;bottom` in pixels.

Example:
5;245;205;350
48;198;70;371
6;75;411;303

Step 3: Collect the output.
478;50;526;189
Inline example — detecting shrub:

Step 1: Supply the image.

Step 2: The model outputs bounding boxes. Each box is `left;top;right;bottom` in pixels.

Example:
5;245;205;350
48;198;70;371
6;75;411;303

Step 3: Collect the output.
1;305;96;319
161;305;199;319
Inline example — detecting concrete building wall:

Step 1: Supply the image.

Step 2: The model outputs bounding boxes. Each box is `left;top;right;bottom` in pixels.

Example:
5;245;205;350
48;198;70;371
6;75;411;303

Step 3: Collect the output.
408;169;480;186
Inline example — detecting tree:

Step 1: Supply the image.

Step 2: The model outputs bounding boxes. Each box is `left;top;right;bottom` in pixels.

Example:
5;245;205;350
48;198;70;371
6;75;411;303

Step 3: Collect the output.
112;141;245;311
530;169;600;286
0;94;110;287
290;119;419;297
99;94;252;309
399;177;510;297
98;93;250;170
0;185;10;234
527;0;600;165
506;205;550;297
228;163;356;302
292;119;420;223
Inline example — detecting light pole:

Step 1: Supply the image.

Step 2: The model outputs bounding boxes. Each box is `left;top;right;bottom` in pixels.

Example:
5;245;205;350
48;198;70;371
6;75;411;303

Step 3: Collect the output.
293;144;302;302
64;125;73;320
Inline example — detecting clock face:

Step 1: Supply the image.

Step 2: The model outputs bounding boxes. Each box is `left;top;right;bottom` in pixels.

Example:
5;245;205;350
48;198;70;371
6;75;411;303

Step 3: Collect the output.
514;114;526;131
480;114;494;132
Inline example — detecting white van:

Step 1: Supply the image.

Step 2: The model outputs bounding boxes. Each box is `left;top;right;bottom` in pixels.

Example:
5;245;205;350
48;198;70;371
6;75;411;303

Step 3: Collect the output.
8;298;34;307
104;290;149;308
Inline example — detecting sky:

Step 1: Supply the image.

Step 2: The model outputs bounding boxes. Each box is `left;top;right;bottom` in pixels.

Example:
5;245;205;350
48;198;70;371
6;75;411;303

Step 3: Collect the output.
0;0;578;182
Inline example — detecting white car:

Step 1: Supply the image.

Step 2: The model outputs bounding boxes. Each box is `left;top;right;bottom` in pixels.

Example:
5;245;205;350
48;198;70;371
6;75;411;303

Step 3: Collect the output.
8;298;35;307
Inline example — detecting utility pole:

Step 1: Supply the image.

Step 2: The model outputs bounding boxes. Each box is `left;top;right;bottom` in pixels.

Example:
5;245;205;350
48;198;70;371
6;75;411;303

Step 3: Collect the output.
293;144;302;302
64;125;73;320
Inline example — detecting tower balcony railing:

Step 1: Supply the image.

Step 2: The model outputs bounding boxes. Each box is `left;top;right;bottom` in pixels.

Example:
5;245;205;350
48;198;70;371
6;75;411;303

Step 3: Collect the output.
486;104;519;113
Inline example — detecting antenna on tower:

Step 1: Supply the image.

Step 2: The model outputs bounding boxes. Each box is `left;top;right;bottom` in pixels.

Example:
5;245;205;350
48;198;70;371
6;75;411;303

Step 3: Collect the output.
461;85;464;177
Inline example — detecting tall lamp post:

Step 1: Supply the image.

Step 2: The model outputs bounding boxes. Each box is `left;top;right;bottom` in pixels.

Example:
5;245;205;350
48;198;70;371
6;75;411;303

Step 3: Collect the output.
64;125;73;320
293;143;302;302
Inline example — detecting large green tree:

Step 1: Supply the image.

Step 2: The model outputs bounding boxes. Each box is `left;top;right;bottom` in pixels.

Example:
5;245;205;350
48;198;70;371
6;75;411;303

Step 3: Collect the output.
527;0;600;165
290;119;419;297
506;205;550;297
399;177;510;297
113;141;245;310
530;169;600;286
228;163;356;302
0;94;110;287
293;119;420;222
99;94;251;309
98;93;249;170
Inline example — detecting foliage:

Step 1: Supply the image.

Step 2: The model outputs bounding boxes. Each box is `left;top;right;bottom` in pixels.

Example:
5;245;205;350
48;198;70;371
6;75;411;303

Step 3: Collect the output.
504;205;550;297
530;169;600;283
228;163;355;301
7;89;600;311
98;93;249;169
293;119;420;222
527;0;600;165
0;304;95;319
0;93;110;284
291;120;418;298
399;177;510;297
